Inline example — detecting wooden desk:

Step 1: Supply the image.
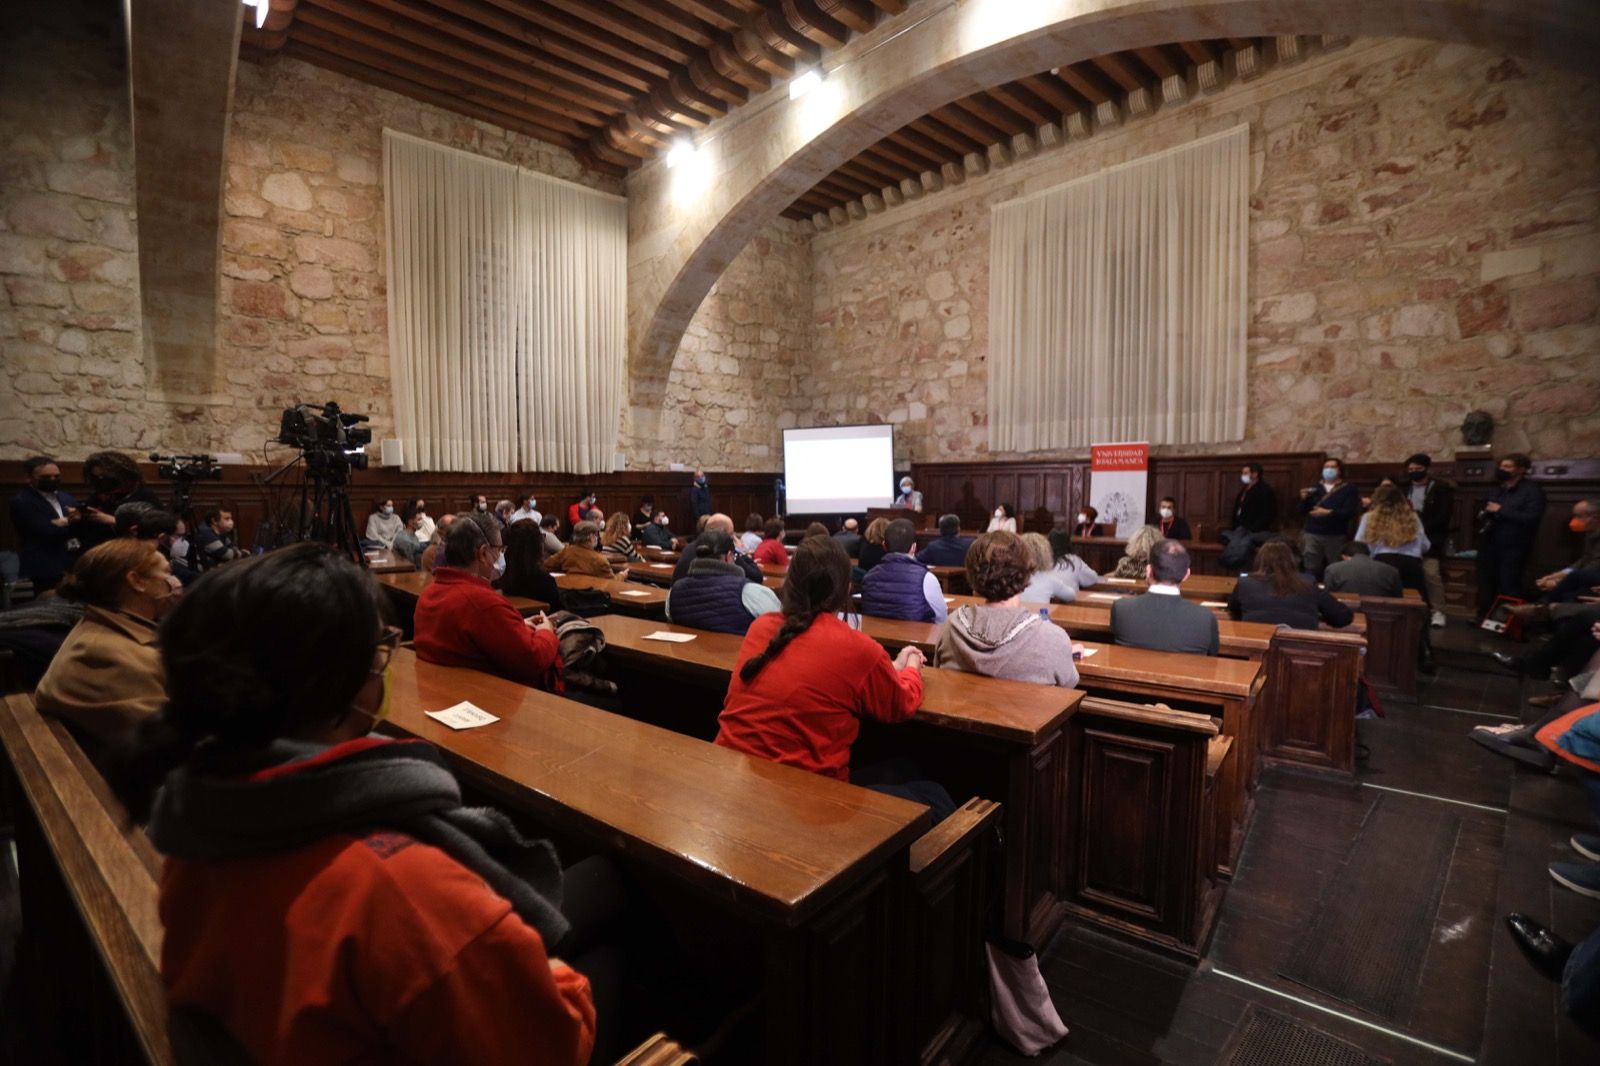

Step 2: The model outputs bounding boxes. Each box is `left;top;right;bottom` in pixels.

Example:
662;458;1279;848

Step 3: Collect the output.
638;546;680;563
625;560;679;587
933;594;1275;661
925;565;966;594
385;651;932;1064
375;571;547;629
553;573;669;617
590;614;1081;946
364;549;414;573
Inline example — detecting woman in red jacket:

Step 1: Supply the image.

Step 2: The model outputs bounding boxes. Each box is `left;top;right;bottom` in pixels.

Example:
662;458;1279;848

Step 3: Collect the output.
715;536;952;815
750;516;791;568
112;543;605;1066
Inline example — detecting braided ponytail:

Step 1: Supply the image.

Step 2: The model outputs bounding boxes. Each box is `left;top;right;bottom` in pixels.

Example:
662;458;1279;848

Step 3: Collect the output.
738;535;852;682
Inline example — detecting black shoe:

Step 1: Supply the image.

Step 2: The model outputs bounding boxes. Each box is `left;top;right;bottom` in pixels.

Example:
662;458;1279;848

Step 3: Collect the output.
1492;652;1526;675
1469;730;1557;771
1505;913;1573;982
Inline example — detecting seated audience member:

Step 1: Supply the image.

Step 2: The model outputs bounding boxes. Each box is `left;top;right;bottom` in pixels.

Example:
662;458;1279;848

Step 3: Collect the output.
672;514;761;583
193;508;244;570
1155;497;1192;541
740;513;765;554
112;543;599;1065
35;538;179;760
716;537;949;813
392;504;427;566
1110;539;1219;656
79;450;161;552
694;514;711;537
861;519;947;623
1493;603;1600;682
494;499;516;527
117;505;198;586
408;499;436;542
567;491;598;528
752;518;790;568
498;519;561;607
599;512;641;563
1048;528;1100;591
937;531;1079;688
472;494;490;516
833;517;864;557
365;498;402;548
1521;499;1600;613
987;503;1017;533
546;521;614;579
858;517;890;572
631;496;656;532
666;531;781;634
1112;524;1161;579
636;511;674;551
1019;532;1089;604
420;513;457;572
1355;484;1430;604
509;492;541;526
804;521;830;540
894;476;924;513
1228;539;1354;630
919;514;973;567
416;513;563;691
1071;506;1101;539
168;517;192;571
1324;541;1404;598
539;514;565;556
8;454;80;591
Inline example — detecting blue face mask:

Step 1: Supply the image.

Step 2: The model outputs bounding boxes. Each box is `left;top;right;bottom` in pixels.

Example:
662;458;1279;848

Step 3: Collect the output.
382;505;394;516
1322;468;1338;482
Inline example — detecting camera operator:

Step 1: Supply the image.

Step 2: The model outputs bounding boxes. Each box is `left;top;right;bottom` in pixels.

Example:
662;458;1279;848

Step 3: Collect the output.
79;450;161;552
193;508;245;570
1476;453;1546;620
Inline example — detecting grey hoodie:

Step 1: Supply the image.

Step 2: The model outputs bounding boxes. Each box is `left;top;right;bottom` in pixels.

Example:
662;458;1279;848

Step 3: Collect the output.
935;604;1079;689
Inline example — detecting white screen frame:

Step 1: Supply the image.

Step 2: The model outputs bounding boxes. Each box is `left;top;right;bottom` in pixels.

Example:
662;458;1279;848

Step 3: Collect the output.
782;424;897;513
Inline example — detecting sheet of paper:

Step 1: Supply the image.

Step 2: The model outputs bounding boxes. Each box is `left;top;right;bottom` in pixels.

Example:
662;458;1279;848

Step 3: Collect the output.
1085;592;1122;601
643;631;697;643
547;571;565;577
1104;577;1136;585
425;702;500;730
1072;645;1099;659
617;589;652;597
650;563;673;569
1202;600;1227;607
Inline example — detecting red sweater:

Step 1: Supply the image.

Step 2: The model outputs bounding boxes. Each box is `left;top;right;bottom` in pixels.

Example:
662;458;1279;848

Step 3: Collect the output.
159;741;594;1066
751;537;788;568
715;612;922;780
414;567;563;692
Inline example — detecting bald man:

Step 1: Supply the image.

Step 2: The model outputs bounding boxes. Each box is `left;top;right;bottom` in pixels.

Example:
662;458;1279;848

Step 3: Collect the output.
673;512;763;584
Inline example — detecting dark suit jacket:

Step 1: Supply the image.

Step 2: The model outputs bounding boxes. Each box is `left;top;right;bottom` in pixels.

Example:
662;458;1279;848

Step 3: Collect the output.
918;535;973;567
1227;575;1354;630
1155;517;1193;541
1110;590;1220;656
1324;555;1404;598
1231;481;1277;533
8;488;80;587
1409;478;1454;558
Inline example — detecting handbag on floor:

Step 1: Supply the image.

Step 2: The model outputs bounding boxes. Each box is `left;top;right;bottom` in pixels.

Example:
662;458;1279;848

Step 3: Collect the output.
985;935;1068;1056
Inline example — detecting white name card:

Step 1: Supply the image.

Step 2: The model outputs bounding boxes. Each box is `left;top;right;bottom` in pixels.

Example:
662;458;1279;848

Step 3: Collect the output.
643;631;697;643
425;702;500;730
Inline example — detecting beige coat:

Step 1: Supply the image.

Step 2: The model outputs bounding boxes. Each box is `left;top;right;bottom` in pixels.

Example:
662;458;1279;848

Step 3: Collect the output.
35;606;165;750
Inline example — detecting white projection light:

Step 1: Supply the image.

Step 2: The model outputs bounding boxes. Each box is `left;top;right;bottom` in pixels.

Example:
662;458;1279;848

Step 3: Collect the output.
666;138;695;168
790;69;823;100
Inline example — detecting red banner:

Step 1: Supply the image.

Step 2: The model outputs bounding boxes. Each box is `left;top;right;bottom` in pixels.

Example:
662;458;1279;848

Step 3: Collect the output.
1090;442;1148;472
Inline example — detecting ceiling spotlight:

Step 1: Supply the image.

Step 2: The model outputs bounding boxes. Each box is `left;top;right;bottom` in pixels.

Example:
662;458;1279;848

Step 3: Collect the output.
666;138;695;168
790;68;824;100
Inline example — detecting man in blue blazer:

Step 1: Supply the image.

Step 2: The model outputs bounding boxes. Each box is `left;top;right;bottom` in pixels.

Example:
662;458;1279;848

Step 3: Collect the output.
8;455;81;590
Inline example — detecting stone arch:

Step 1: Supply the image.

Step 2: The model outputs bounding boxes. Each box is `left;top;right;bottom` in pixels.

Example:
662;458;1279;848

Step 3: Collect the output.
624;0;1597;429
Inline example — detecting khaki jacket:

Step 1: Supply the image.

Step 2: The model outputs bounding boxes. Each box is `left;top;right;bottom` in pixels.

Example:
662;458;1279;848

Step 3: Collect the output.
35;606;165;750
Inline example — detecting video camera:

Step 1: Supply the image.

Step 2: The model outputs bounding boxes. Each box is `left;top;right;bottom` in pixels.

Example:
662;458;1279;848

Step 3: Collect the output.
277;402;372;470
150;453;224;483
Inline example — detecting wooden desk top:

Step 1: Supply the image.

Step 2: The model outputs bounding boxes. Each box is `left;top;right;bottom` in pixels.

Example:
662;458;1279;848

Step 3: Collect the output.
932;594;1276;655
1073;535;1222;554
385;650;930;926
553;573;670;608
364;550;414;573
1088;573;1421;606
625;560;680;586
375;570;548;616
638;546;680;563
592;614;1079;746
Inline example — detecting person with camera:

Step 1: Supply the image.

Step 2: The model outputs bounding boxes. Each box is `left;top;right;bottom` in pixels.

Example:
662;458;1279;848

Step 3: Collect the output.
1476;453;1547;619
415;513;564;692
8;455;81;591
193;508;244;570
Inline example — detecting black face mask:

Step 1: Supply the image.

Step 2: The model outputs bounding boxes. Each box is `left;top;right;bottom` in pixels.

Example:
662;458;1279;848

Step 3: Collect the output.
35;477;61;492
1406;470;1427;482
1494;468;1514;482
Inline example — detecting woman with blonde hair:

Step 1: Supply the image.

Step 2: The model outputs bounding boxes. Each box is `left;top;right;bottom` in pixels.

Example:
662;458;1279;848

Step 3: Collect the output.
1112;525;1162;580
599;510;642;562
1356;484;1431;605
35;537;181;763
1020;531;1092;604
858;516;891;572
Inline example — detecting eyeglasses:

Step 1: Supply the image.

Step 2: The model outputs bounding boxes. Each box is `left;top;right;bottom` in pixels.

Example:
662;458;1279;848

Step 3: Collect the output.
372;625;404;673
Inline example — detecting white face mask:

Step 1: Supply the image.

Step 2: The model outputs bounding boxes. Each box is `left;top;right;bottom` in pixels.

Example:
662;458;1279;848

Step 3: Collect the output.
382;505;394;516
493;551;506;576
1075;513;1086;524
658;516;669;526
1159;507;1173;519
994;510;1004;519
1240;474;1253;485
900;483;913;493
1322;467;1338;482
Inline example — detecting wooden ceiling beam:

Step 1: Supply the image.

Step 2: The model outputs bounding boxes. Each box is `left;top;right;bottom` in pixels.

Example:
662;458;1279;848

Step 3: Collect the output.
816;170;878;198
863;137;940;174
672;0;747;31
301;0;618;124
911;114;987;156
1178;39;1220;66
929;102;1009;147
1020;73;1087;117
474;0;674;81
539;0;696;66
1088;52;1146;94
1225;37;1256;51
984;83;1057;127
823;0;879;34
951;92;1030;138
887;123;960;166
837;154;902;188
626;0;719;50
781;0;851;50
866;0;907;13
1053;62;1117;105
421;0;656;93
1131;45;1181;80
293;7;607;135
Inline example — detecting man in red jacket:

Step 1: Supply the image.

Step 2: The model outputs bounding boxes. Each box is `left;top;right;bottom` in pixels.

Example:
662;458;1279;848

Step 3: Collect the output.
415;512;563;692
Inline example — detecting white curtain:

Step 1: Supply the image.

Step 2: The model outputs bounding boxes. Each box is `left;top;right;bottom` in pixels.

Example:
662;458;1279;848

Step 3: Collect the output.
988;124;1249;452
383;130;626;473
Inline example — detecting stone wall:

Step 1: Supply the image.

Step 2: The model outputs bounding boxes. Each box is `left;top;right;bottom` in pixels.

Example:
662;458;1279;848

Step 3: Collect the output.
624;220;811;471
805;38;1600;465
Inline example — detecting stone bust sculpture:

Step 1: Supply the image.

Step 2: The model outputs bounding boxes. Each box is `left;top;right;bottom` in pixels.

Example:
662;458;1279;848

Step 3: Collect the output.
1461;410;1494;447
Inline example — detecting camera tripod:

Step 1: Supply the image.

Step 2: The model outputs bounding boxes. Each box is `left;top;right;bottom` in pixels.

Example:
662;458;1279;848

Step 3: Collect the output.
257;450;366;565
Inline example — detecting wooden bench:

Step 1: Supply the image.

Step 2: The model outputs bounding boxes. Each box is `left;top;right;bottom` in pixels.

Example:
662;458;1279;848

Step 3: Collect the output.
386;651;999;1065
1063;696;1232;959
0;692;699;1066
1258;627;1368;776
589;614;1079;949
